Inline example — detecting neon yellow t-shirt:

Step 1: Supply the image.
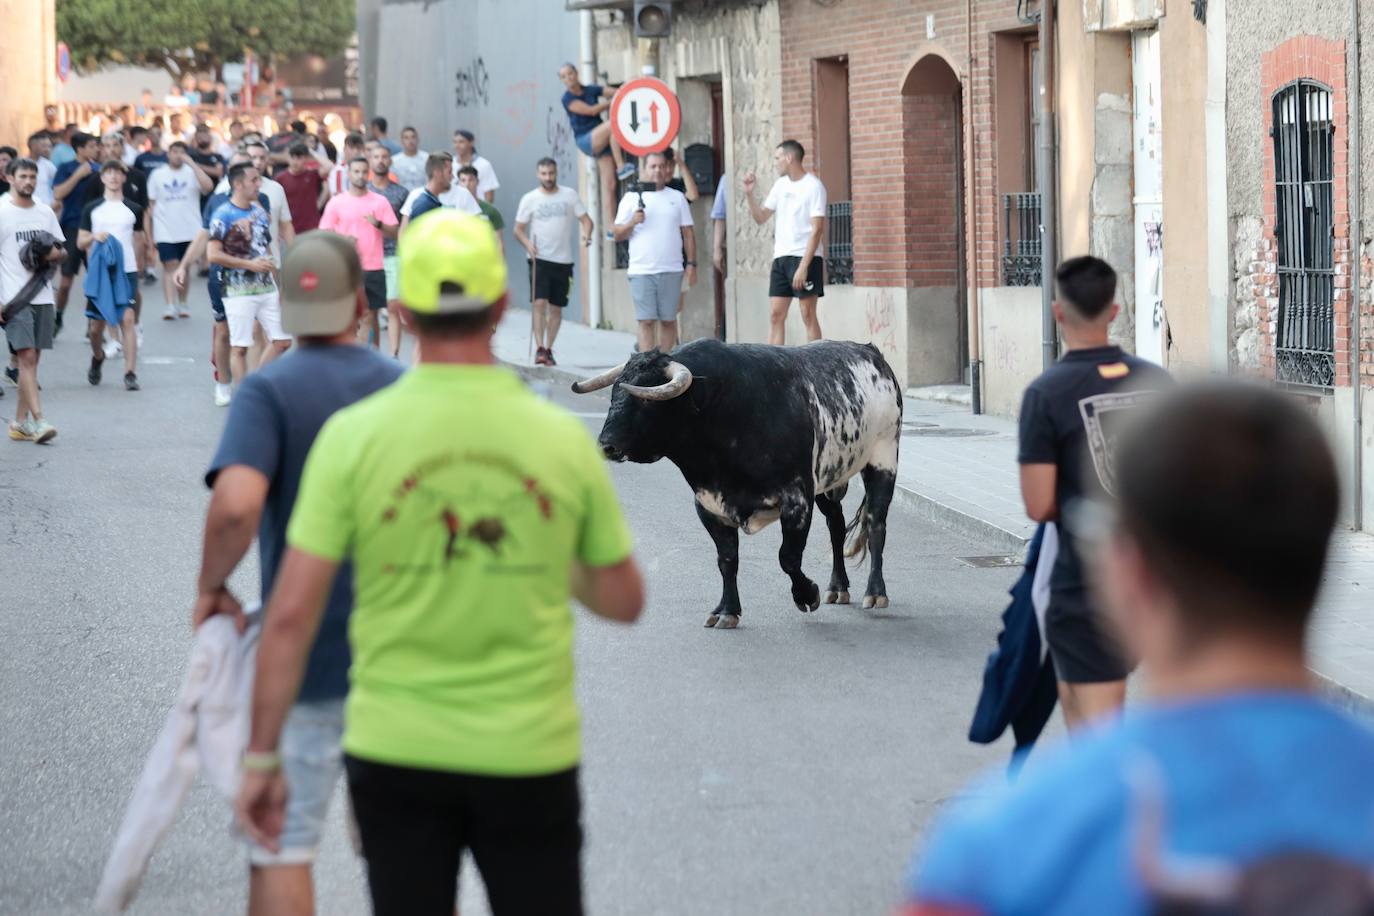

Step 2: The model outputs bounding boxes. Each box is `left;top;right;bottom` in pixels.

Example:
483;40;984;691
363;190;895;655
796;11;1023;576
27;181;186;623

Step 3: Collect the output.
287;363;633;776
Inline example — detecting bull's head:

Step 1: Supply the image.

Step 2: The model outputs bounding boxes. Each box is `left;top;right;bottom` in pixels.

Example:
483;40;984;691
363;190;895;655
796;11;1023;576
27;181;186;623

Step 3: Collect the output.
571;349;693;463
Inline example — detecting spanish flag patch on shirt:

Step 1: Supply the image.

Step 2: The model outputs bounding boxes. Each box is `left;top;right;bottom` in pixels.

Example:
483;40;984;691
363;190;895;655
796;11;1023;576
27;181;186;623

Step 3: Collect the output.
1097;362;1130;380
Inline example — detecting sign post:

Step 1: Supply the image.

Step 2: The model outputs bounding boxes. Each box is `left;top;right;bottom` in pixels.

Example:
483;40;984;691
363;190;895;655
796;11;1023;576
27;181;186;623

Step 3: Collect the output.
56;42;71;84
609;77;681;157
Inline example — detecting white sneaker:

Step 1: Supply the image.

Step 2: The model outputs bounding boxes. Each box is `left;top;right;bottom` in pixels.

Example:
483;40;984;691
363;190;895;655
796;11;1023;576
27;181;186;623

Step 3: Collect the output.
136;325;145;348
214;383;232;407
177;306;191;319
102;338;121;360
378;310;389;330
162;306;177;321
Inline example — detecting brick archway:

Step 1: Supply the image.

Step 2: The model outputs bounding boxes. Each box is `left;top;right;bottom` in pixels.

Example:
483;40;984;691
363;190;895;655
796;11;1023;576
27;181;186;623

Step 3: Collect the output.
900;54;966;381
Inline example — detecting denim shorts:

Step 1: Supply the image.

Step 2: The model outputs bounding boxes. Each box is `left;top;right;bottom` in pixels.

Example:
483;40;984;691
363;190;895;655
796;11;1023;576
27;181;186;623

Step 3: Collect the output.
575;129;608;158
247;697;346;867
628;272;684;322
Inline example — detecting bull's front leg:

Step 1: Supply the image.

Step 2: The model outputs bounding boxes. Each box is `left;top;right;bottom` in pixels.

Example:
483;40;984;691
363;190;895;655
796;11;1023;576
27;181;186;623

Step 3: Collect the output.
696;502;743;629
778;492;821;614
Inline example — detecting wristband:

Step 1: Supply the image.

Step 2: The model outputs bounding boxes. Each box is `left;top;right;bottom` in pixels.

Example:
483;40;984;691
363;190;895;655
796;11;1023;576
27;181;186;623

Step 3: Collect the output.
241;750;281;772
684;260;697;267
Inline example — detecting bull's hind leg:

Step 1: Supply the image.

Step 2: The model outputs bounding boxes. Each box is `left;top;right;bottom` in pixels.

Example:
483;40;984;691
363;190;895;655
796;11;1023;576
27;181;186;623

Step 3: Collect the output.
779;492;821;613
815;485;851;605
696;503;743;629
859;464;896;609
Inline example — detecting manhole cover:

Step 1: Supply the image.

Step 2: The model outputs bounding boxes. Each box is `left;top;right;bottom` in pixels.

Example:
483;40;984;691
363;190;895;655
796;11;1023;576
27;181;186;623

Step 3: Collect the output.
957;555;1023;568
903;427;997;438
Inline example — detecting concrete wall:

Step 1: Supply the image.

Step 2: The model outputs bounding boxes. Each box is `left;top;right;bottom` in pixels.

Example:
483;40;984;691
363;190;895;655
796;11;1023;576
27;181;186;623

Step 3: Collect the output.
978;287;1042;418
367;0;586;318
1;0;56;149
1057;0;1135;351
594;3;783;341
1158;4;1212;371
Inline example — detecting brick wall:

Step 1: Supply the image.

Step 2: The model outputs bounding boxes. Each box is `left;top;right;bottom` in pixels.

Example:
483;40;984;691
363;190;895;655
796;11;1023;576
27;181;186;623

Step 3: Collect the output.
777;0;1026;291
1253;36;1351;386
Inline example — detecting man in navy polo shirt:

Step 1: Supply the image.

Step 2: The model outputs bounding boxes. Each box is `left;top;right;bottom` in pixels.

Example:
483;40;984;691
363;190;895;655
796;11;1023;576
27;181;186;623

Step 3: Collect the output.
558;63;634;221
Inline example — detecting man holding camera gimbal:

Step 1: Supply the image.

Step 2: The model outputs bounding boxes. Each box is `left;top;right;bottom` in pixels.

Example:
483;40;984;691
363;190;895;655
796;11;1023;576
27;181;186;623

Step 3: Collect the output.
612;151;696;355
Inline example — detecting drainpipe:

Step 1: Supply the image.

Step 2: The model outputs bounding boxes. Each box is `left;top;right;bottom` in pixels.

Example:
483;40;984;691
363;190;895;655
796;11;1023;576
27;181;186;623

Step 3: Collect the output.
1038;0;1058;370
967;0;984;413
1351;0;1364;529
581;10;602;329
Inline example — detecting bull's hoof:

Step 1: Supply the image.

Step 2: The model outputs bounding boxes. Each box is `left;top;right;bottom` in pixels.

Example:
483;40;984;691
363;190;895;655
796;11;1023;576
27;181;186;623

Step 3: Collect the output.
862;595;890;609
825;590;851;605
705;614;720;628
716;614;740;629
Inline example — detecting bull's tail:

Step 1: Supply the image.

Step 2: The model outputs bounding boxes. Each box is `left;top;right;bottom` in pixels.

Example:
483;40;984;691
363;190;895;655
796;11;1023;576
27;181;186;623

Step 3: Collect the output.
844;494;870;563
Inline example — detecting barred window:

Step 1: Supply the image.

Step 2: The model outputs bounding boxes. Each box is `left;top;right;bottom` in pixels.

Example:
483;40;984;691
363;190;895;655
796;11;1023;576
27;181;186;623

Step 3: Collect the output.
1272;80;1335;390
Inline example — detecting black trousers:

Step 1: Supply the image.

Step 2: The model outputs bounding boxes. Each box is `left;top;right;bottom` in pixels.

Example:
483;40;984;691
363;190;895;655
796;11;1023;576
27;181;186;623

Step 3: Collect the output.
345;755;584;916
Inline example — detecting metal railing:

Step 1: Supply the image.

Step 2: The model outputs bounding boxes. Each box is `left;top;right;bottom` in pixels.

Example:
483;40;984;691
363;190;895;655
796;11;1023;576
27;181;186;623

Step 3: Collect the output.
1001;192;1042;287
827;201;853;285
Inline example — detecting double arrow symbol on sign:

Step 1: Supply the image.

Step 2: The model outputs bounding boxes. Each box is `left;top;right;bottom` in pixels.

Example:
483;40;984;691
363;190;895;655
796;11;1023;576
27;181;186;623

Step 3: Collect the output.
628;101;661;134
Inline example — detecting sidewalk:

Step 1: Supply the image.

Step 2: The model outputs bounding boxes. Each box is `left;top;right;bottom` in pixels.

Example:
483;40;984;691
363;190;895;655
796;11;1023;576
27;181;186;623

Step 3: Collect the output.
505;313;1374;712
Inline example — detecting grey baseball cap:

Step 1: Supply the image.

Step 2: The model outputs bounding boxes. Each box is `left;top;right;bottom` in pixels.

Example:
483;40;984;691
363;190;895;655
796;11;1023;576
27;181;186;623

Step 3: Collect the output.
279;231;361;336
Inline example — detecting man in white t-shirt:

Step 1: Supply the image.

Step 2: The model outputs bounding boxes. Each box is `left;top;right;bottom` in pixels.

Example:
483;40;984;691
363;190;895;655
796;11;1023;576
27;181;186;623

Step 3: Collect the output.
26;132;57;208
328;133;366;199
451;130;499;203
0;158;66;443
513;158;592;367
613;151;696;354
744;139;827;345
148;141;214;318
77;160;146;390
391;126;428;191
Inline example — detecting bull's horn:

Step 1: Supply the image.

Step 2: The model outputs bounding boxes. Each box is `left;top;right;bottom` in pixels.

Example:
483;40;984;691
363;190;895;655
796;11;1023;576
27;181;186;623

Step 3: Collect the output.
623;361;693;401
570;361;627;394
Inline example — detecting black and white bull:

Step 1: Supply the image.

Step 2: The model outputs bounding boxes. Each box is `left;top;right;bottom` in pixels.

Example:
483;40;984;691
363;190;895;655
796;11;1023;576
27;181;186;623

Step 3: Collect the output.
571;338;903;629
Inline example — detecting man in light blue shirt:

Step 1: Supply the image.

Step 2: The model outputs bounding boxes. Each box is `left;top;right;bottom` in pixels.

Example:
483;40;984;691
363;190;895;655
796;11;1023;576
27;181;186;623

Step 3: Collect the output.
904;382;1374;916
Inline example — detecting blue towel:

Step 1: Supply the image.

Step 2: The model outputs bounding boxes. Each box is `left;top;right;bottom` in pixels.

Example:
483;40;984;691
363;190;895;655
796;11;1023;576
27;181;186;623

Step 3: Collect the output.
968;523;1058;769
83;236;132;325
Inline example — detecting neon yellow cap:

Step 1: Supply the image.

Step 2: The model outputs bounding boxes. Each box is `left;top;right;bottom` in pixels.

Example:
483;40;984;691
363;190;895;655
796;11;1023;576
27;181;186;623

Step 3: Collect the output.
398;209;507;314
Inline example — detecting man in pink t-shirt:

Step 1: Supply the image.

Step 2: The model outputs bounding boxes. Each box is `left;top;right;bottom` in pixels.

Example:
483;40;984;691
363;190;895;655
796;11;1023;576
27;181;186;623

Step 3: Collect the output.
319;157;398;347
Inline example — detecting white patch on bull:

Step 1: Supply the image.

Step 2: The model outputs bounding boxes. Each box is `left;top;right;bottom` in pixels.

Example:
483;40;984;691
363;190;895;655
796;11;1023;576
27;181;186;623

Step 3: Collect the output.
742;508;781;534
695;490;785;534
807;361;902;494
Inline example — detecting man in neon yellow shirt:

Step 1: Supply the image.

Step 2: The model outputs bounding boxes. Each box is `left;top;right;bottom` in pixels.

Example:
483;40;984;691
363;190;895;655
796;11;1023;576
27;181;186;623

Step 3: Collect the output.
236;209;646;916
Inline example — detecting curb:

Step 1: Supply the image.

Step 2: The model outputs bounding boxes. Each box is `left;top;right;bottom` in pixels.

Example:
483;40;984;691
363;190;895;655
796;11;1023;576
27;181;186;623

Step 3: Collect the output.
891;484;1031;557
505;361;611;400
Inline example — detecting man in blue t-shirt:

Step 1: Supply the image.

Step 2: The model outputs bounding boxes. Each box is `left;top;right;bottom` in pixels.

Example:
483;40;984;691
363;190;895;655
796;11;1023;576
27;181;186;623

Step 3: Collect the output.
197;231;402;913
558;62;634;221
903;382;1374;916
50;131;102;331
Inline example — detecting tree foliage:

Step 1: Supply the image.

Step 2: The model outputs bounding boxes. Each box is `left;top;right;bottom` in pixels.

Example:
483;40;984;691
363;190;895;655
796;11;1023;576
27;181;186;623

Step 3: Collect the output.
56;0;355;80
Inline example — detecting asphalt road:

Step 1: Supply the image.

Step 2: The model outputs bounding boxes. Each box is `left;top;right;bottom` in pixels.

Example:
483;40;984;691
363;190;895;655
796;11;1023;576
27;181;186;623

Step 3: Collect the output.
0;279;1042;915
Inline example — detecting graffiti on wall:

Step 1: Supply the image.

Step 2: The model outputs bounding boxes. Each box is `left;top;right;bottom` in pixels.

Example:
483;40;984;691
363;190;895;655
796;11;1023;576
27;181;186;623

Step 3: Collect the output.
864;291;899;363
546;105;575;177
454;57;491;108
491;81;539;148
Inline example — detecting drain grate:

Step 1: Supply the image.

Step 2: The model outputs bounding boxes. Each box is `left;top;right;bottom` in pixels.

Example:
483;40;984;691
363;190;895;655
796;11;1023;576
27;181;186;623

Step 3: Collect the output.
957;555;1024;568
